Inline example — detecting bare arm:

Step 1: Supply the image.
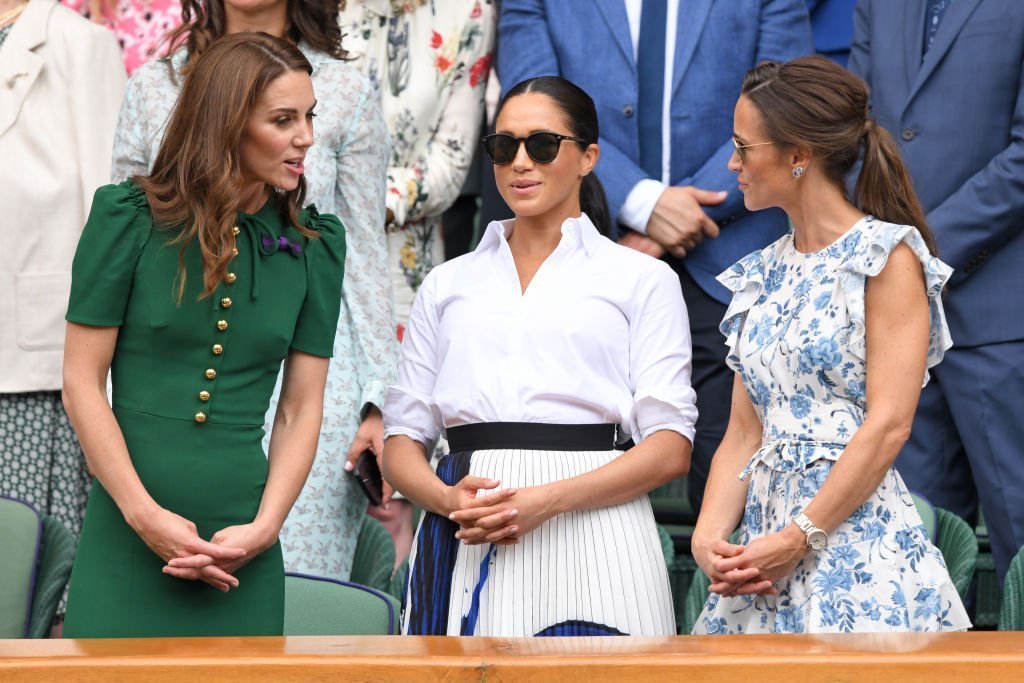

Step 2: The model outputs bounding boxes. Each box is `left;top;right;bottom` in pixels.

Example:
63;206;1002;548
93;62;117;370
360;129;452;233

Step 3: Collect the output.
255;351;329;535
799;243;928;531
691;374;769;592
62;322;244;591
167;350;329;579
714;243;930;587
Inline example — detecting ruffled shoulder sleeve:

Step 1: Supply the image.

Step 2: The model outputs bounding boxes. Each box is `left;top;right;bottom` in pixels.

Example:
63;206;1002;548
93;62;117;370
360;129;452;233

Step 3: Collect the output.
290;205;347;357
66;181;153;327
838;217;953;384
716;247;770;373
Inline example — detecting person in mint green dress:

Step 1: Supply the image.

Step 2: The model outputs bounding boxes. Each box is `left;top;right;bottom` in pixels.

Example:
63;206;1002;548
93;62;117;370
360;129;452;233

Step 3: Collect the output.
61;33;345;638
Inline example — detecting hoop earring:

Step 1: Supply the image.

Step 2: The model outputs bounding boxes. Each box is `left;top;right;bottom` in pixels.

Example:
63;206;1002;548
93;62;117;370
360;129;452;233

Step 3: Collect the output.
792;166;804;179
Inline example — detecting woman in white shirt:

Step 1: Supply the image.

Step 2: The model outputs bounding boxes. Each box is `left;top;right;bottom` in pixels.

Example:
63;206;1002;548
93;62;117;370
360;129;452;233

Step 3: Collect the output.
383;76;698;637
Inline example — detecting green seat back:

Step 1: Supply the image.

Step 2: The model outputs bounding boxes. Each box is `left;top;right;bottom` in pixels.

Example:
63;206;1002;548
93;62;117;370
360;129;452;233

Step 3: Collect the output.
349;516;396;595
998;546;1024;631
28;516;77;638
911;492;937;539
0;496;43;638
933;507;978;603
657;524;675;567
284;573;400;635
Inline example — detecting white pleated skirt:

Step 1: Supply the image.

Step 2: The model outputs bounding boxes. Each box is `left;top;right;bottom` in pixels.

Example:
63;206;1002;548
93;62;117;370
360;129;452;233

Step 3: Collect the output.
402;447;676;636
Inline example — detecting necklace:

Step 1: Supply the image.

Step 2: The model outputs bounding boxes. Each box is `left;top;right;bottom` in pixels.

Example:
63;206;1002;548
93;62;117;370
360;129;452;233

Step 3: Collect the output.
0;1;26;28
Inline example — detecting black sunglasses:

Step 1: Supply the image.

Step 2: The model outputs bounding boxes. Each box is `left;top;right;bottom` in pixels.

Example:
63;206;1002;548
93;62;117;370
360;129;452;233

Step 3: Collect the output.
481;132;591;165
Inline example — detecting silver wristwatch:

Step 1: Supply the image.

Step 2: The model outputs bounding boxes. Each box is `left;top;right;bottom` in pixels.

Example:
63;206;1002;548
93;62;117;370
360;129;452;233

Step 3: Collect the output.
794;512;827;551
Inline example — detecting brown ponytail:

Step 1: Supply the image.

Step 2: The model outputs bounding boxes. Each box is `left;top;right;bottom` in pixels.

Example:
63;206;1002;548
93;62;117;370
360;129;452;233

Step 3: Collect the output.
855;122;937;255
741;55;938;256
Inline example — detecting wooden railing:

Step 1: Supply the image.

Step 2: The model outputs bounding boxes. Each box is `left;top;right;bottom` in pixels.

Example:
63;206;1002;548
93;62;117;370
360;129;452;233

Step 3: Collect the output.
3;632;1024;682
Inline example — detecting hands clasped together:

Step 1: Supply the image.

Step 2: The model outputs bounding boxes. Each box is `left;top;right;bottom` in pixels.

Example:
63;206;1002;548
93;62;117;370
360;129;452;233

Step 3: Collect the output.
693;527;809;598
132;505;277;593
443;475;559;546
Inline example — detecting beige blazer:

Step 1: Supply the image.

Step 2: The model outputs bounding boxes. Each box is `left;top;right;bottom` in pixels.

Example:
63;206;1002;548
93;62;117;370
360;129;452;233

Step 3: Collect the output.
0;0;125;392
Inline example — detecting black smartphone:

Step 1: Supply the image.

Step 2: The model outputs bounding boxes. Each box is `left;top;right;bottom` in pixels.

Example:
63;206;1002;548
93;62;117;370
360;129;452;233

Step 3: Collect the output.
350;449;384;506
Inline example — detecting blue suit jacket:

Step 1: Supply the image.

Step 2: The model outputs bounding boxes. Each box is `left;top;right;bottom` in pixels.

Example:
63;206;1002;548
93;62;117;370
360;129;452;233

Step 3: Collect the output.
498;0;812;303
849;0;1024;347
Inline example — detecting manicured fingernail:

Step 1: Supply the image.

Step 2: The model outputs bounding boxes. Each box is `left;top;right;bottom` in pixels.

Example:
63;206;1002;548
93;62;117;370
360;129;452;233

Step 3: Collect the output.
344;462;354;472
509;509;518;518
448;512;455;520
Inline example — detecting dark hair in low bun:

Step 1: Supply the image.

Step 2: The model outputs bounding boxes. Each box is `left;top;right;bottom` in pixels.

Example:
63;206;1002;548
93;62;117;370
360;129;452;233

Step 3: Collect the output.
496;76;612;235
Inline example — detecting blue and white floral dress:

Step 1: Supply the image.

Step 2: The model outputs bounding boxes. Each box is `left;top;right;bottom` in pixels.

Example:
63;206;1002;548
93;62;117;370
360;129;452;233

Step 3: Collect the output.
693;217;971;634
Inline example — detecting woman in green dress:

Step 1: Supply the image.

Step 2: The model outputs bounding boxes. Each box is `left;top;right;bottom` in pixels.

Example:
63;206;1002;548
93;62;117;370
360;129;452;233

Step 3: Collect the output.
61;32;346;638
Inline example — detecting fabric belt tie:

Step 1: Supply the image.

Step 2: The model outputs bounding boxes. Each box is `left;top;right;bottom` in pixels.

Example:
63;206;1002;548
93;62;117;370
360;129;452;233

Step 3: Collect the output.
738;438;847;481
446;422;632;453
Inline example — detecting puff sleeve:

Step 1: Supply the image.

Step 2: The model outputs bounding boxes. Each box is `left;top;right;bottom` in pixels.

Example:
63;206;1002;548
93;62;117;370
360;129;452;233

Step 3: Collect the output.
716;248;769;373
66;181;152;327
290;205;347;357
837;220;953;384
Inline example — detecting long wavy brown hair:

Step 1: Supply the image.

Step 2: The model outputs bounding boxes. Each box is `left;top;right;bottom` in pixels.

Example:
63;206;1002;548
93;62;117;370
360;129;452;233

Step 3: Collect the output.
135;32;315;302
164;0;346;66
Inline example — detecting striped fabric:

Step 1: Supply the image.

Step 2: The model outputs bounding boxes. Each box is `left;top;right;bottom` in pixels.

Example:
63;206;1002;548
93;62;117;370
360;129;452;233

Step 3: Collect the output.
403;448;676;636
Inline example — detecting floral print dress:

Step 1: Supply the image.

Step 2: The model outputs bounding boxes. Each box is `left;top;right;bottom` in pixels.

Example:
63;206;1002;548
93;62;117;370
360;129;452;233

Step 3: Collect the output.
339;0;495;324
694;217;971;634
61;0;181;73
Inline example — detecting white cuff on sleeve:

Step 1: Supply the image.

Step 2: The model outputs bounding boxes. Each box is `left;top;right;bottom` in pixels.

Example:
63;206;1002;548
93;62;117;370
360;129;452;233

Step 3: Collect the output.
619;179;667;234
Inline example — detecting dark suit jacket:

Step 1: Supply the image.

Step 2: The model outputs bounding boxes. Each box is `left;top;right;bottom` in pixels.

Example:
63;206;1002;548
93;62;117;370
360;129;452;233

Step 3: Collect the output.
849;0;1024;346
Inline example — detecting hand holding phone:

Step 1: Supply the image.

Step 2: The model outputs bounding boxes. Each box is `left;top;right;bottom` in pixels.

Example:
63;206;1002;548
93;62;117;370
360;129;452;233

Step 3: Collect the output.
350;449;384;507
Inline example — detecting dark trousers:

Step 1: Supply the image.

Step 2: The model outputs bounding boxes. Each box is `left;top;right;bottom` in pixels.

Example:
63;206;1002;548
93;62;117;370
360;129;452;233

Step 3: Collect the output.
666;260;733;515
895;340;1024;583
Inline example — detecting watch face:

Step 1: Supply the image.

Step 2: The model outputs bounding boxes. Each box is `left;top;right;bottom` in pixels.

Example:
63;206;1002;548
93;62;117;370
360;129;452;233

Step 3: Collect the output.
808;530;827;551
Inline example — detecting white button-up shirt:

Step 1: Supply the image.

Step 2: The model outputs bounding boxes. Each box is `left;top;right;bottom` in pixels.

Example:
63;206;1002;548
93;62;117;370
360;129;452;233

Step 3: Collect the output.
383;214;698;451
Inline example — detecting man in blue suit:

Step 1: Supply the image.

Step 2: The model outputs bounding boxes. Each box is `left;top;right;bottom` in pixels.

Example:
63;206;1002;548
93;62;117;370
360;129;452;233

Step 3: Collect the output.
498;1;812;514
850;0;1024;582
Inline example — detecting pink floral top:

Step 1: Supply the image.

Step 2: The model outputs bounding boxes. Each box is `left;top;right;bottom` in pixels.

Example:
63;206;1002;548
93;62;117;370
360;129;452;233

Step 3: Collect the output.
61;0;181;73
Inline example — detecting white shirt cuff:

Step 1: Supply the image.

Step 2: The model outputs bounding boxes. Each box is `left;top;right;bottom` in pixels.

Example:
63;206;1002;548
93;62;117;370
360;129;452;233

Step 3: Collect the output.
619;179;667;234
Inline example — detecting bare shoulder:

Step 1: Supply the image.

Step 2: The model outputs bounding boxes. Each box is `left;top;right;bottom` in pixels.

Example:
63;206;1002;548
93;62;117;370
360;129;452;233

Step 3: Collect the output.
871;242;926;289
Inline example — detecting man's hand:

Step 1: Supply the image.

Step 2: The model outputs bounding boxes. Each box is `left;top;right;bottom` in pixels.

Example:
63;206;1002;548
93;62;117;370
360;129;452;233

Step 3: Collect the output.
618;230;667;258
645;186;727;258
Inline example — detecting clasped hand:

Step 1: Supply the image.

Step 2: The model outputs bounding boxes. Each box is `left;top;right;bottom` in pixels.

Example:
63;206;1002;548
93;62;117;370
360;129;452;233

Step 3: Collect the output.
696;530;808;597
133;506;273;592
644;186;726;258
445;476;557;546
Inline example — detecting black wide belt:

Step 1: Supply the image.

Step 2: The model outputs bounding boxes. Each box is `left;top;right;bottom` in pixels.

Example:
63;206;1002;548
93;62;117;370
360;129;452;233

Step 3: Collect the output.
446;422;632;453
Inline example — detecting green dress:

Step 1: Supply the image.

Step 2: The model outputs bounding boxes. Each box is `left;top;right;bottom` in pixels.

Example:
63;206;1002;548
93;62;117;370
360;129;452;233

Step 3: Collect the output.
62;181;345;638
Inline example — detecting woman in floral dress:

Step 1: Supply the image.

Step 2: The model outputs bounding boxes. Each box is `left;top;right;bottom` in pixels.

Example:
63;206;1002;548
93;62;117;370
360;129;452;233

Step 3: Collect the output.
691;56;970;633
111;0;398;582
337;0;495;324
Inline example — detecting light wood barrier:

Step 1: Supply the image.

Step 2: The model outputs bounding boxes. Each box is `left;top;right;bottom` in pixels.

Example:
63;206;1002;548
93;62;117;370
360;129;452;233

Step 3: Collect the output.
3;633;1024;682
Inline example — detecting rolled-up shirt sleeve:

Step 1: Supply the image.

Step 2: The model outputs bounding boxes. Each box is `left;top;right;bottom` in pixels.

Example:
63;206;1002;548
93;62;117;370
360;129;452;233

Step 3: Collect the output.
628;261;699;442
383;271;442;451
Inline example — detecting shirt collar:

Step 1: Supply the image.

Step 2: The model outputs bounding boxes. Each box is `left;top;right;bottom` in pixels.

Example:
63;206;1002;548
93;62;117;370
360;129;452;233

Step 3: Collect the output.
476;213;603;257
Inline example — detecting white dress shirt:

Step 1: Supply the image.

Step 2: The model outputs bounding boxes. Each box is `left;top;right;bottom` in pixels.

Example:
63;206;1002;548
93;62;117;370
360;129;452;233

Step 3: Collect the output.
619;0;681;234
383;214;698;451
